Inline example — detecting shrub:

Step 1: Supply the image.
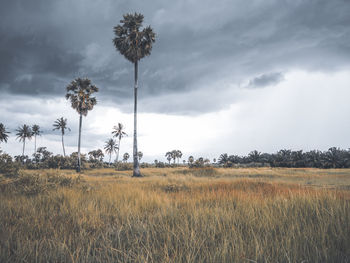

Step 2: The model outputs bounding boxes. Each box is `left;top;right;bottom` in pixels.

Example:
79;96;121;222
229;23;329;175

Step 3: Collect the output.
115;162;133;171
0;154;19;177
155;161;166;168
0;172;81;196
177;167;218;177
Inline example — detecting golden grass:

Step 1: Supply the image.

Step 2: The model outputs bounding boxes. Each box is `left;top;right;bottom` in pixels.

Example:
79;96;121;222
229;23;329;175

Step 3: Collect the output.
1;167;349;262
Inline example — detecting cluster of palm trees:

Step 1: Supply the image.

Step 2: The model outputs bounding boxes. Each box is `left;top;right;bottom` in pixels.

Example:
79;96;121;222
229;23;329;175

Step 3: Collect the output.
218;148;350;168
104;123;130;166
1;114;134;166
165;150;183;164
15;124;37;157
5;124;44;157
62;13;155;174
0;121;67;158
2;13;156;175
1;13;156;176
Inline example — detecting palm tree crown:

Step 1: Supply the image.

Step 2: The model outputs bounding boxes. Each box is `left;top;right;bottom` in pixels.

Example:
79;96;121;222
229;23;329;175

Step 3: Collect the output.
112;123;127;163
65;78;98;116
112;123;127;140
32;124;42;153
113;13;156;63
0;123;10;143
16;124;33;157
53;117;70;135
32;125;41;137
104;139;118;155
16;124;32;143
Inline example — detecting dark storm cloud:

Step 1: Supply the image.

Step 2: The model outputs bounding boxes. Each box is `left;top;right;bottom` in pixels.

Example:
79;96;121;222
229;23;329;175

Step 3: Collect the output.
247;72;284;89
1;0;350;113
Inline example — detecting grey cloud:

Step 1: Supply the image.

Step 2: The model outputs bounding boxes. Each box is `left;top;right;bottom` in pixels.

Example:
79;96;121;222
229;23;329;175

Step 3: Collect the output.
247;72;284;89
0;0;350;114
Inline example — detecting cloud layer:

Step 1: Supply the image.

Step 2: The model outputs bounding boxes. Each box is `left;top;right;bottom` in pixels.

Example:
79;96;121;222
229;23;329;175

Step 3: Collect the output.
1;0;350;114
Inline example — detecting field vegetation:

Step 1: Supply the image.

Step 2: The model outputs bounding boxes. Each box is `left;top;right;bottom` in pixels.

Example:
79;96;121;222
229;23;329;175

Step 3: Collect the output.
1;167;349;262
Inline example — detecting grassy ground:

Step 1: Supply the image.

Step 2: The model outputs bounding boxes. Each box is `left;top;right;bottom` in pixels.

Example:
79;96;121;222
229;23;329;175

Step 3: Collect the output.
1;167;349;262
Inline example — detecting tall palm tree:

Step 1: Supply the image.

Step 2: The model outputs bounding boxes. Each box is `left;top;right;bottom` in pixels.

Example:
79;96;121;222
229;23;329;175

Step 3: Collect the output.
66;78;99;172
104;138;117;166
112;123;127;163
32;124;42;154
16;124;33;157
0;123;10;143
53;117;71;157
113;13;156;177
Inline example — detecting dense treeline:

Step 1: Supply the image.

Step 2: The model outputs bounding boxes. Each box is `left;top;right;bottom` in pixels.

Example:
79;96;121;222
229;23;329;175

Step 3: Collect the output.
0;147;150;176
218;148;350;168
1;147;350;177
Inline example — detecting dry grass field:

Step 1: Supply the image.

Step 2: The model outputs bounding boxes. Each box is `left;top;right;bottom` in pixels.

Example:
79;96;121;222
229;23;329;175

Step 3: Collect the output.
1;167;349;262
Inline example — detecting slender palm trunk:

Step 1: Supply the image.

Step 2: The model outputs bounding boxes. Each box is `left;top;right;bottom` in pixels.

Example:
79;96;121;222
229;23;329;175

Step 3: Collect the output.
22;138;25;157
116;137;121;163
77;114;82;172
34;135;37;154
61;133;66;157
133;61;141;177
109;153;112;166
115;137;121;170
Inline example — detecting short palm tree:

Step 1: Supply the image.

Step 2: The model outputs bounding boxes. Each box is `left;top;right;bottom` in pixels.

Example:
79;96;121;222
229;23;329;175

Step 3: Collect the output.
32;124;42;153
171;150;177;164
53;117;71;157
165;151;173;164
113;13;156;177
66;78;99;172
88;149;104;162
123;152;130;163
176;150;182;164
16;124;33;157
104;138;118;166
112;123;127;163
188;156;194;166
138;151;143;161
0;123;10;143
248;150;261;162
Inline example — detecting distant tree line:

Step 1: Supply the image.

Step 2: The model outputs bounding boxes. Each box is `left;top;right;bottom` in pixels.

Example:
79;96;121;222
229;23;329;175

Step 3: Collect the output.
0;147;143;176
218;148;350;169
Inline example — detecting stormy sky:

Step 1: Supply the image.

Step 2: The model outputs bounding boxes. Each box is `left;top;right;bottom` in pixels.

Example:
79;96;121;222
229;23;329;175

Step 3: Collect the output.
0;0;350;162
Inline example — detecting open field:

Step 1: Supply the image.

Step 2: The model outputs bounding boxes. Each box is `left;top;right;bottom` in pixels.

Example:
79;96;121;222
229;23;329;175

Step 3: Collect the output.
1;167;349;262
